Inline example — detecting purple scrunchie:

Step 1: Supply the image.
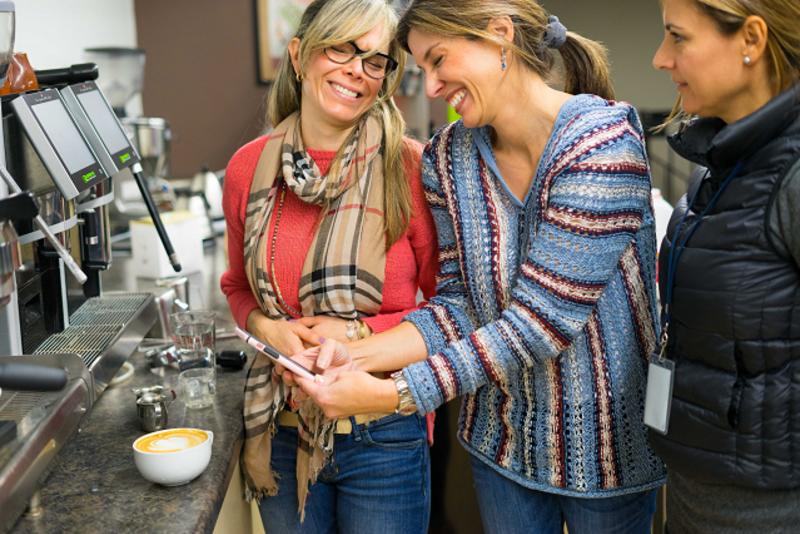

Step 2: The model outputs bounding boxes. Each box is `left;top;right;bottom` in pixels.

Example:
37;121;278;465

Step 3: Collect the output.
543;15;567;49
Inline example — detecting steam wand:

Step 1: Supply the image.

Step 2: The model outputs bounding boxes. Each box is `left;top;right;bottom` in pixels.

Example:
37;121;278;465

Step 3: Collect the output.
130;162;181;272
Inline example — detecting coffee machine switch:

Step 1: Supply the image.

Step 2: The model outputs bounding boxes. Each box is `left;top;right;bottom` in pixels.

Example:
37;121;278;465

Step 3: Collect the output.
61;81;141;177
10;88;107;200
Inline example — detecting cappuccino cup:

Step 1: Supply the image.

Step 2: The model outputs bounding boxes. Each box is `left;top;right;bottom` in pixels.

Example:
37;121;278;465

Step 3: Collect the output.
132;428;213;486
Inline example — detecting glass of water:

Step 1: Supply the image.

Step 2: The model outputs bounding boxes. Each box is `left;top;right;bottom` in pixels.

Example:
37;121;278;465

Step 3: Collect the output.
170;311;216;409
178;367;216;409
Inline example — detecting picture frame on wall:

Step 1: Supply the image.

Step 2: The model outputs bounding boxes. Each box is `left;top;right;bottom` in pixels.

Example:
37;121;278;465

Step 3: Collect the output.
255;0;312;83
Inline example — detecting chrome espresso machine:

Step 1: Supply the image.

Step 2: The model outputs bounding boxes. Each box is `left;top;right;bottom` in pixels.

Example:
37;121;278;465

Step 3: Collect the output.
0;1;182;528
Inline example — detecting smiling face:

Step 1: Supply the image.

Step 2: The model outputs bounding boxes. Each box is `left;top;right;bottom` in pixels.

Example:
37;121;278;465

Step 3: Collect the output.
652;0;755;122
291;22;389;136
408;28;504;128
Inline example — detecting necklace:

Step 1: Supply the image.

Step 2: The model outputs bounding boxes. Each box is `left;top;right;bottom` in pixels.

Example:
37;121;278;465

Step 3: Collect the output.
268;180;303;318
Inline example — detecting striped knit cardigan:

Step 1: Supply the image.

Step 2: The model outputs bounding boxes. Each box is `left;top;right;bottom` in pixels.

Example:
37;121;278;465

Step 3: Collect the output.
404;95;666;497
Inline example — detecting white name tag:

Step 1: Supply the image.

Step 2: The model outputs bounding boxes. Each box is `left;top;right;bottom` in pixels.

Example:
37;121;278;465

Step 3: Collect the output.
644;358;675;434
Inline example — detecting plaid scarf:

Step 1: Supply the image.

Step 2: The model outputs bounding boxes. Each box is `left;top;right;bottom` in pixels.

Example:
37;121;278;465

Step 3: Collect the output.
240;111;386;519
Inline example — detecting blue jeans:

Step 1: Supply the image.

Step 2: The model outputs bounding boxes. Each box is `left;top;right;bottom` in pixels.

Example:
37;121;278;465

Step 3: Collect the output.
470;456;658;534
258;413;431;534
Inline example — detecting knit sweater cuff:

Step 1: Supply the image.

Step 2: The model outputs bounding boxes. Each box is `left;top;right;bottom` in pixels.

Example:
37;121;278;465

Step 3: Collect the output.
403;361;444;415
404;305;469;356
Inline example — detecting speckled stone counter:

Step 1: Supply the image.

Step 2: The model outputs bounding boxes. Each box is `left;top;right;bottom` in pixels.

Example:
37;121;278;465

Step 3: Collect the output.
9;238;252;534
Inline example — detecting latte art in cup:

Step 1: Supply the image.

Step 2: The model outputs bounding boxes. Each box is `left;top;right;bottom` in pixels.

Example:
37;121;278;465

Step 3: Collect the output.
134;428;209;454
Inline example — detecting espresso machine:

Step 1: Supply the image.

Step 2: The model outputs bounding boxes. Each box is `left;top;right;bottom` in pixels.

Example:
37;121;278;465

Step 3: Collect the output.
0;70;184;377
0;3;97;528
0;0;194;524
0;0;188;375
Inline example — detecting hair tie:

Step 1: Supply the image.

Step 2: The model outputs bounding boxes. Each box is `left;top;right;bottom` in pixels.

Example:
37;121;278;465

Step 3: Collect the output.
543;15;567;49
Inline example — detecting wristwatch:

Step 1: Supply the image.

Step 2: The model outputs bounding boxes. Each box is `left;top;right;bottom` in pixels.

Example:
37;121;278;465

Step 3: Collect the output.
391;370;418;416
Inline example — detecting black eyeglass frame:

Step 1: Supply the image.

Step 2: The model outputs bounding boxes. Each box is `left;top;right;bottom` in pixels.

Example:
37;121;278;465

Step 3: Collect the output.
323;41;399;80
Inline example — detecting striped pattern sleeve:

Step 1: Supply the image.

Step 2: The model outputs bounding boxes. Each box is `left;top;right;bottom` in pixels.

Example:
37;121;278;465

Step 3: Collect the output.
405;139;480;355
405;117;653;413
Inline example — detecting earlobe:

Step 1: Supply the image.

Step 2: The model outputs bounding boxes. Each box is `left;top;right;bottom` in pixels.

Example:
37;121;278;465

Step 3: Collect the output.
741;15;768;61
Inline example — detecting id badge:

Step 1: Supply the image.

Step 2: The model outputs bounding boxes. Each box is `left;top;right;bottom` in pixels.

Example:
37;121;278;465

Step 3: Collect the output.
644;357;675;434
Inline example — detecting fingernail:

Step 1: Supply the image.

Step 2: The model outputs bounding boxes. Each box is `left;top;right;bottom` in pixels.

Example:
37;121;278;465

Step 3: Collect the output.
318;337;326;344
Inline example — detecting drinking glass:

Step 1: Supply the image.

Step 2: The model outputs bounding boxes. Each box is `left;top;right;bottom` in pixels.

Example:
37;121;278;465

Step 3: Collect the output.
170;311;216;408
177;368;216;409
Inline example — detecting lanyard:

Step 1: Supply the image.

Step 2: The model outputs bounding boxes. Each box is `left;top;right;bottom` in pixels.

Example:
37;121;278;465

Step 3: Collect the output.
660;161;744;351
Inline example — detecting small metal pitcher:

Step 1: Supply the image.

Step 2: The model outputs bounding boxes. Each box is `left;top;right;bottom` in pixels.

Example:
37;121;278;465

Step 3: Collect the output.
135;390;174;432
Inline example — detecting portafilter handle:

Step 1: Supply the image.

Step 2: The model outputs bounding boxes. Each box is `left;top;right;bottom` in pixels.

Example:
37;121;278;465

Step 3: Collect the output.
0;362;67;391
0;165;88;284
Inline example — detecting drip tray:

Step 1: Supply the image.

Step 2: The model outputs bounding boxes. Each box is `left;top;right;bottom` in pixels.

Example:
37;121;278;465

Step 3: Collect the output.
34;292;156;396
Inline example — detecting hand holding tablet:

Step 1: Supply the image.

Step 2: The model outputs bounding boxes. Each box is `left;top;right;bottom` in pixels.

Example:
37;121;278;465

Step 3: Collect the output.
235;327;320;382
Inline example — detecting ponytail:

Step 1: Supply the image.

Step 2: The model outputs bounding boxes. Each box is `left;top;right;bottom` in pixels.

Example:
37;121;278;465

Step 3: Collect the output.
558;32;615;100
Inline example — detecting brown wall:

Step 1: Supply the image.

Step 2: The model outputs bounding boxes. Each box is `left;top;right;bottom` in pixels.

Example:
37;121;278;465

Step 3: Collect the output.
135;0;269;178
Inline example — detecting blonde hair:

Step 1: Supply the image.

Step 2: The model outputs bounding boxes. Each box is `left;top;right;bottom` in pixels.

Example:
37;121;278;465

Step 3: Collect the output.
663;0;800;126
267;0;411;247
396;0;614;100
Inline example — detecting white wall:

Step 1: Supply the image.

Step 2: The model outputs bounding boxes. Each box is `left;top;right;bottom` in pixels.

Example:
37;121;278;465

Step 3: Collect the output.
14;0;137;69
543;0;670;109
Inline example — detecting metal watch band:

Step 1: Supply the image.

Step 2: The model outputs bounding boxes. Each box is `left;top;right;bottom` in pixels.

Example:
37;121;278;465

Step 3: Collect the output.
391;370;417;416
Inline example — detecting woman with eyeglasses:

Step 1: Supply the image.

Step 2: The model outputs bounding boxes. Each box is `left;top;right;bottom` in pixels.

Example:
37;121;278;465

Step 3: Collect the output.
219;0;437;531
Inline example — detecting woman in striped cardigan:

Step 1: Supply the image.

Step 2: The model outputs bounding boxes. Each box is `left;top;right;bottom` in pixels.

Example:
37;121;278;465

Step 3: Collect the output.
289;1;666;531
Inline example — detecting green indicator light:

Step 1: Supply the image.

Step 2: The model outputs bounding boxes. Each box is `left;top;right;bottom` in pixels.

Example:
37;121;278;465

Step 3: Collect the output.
120;153;131;163
82;171;96;183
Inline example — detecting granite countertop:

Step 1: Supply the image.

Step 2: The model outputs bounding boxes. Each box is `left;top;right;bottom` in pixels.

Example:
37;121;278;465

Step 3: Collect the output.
10;238;251;534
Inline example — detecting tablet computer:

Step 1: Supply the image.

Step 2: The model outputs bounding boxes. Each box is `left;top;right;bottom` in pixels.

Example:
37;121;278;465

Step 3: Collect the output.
234;327;317;381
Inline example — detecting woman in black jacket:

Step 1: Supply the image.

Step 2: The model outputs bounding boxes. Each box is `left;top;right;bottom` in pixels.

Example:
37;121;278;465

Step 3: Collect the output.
651;0;800;532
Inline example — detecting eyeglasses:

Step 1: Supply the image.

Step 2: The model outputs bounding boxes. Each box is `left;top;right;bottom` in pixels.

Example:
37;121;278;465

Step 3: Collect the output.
323;41;399;80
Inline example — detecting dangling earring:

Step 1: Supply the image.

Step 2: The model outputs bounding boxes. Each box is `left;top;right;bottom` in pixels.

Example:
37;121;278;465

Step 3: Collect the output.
743;55;752;65
501;47;507;71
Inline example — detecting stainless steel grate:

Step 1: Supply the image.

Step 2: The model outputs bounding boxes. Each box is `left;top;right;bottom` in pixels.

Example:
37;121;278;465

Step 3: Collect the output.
69;310;138;326
34;326;119;368
34;293;152;368
69;293;153;324
0;391;53;422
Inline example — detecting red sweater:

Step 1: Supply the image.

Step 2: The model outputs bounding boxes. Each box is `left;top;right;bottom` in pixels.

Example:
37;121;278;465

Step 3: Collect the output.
220;135;438;332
